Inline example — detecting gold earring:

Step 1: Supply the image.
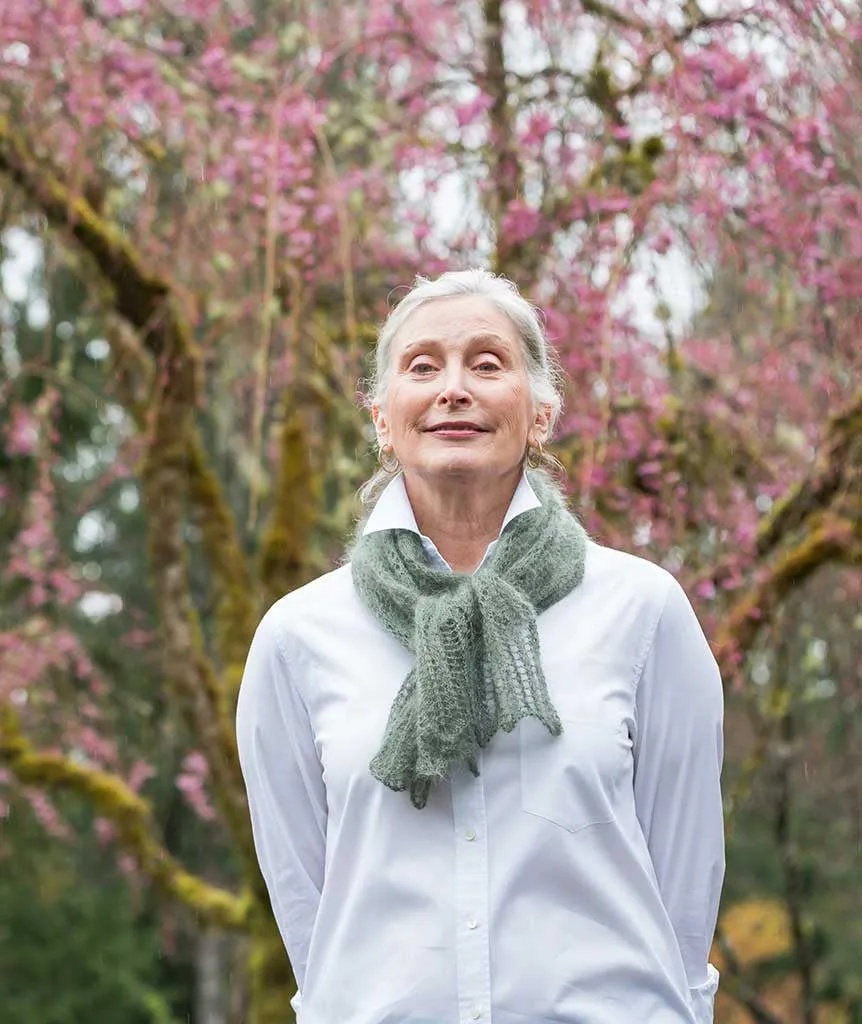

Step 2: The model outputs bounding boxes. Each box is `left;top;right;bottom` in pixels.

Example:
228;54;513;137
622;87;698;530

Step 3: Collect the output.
379;443;400;473
526;437;544;468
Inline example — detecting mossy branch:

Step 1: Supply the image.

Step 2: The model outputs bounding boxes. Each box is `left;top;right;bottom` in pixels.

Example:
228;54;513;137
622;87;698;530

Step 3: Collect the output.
0;706;247;931
141;361;257;873
259;408;321;608
715;512;862;680
104;314;258;694
0;113;259;752
0;115;173;352
756;384;862;556
0;118;260;869
187;435;257;695
0;116;258;677
694;387;862;660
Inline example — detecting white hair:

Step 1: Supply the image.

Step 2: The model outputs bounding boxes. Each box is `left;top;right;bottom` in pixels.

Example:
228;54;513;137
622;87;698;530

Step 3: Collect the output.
359;269;566;507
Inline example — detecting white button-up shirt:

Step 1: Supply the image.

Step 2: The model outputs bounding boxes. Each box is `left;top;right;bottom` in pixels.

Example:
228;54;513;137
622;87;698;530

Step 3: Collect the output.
236;474;725;1024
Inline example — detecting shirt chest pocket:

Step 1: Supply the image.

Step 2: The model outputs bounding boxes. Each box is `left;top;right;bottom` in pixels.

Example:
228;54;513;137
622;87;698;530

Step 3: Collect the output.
519;714;630;833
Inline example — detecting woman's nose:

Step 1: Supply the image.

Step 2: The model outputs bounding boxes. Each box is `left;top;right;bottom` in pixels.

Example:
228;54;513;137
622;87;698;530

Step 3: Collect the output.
435;368;472;406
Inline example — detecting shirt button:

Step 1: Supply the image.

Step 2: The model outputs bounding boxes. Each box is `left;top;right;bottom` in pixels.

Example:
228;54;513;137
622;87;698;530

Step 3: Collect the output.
470;1010;481;1021
465;828;476;841
467;918;479;930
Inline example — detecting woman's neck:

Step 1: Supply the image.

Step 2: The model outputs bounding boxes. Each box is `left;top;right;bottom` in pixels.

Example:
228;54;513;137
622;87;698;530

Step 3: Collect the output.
403;469;521;573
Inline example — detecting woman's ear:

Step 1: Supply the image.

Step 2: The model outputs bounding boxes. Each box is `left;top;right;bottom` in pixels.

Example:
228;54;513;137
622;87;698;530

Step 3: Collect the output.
532;403;552;444
372;403;390;448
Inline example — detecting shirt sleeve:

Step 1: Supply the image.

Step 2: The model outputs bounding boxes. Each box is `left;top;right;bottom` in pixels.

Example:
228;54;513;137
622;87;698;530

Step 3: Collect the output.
235;606;327;1014
633;575;725;1024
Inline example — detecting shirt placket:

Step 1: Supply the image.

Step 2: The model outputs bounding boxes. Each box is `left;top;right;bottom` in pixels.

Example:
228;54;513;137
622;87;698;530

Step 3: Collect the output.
452;752;492;1023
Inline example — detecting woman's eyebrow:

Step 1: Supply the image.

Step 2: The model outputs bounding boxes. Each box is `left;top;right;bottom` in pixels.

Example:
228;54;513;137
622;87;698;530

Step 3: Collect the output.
467;332;510;348
401;332;510;356
399;338;443;358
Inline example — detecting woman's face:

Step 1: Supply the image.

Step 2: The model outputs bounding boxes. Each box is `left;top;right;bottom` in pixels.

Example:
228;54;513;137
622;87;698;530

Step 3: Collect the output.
372;295;550;486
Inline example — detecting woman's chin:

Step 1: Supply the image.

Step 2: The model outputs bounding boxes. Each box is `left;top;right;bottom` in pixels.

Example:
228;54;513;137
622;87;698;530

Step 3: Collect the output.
409;452;509;480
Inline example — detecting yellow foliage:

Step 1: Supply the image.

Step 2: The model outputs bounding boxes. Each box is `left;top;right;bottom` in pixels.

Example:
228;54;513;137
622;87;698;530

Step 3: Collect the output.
716;977;849;1024
718;898;793;966
714;901;850;1024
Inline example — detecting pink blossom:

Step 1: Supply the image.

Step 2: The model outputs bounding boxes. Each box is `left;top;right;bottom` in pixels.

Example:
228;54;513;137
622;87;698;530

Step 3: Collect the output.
94;817;116;844
176;751;217;822
454;93;493;129
128;760;157;792
6;406;39;456
26;790;72;840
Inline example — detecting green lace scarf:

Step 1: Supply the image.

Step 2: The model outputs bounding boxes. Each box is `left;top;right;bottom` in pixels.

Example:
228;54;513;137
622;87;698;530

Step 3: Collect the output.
350;471;588;809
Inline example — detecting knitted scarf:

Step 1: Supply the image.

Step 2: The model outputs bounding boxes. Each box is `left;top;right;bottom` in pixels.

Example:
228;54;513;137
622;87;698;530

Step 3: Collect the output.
350;471;588;809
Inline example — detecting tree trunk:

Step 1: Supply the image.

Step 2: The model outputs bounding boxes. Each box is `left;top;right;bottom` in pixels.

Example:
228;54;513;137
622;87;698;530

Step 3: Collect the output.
196;926;229;1024
247;917;297;1024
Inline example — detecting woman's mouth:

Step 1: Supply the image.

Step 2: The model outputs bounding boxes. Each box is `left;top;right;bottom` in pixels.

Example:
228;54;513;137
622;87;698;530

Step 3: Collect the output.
425;422;488;439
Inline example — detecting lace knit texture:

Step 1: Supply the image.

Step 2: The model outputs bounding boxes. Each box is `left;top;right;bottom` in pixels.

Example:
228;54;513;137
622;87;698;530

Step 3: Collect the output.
350;471;588;809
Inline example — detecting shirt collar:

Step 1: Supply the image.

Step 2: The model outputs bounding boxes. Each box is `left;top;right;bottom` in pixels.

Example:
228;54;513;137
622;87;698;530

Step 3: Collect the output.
362;472;541;572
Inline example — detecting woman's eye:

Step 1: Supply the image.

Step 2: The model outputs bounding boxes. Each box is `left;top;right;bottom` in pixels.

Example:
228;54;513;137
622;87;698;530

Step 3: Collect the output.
476;360;501;372
410;361;436;374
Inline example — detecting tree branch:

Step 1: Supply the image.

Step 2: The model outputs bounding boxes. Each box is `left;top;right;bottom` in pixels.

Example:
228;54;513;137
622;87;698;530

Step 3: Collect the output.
715;512;862;680
187;436;257;701
104;312;258;695
696;385;862;677
757;385;862;556
714;927;787;1024
772;650;817;1024
483;0;526;276
0;706;247;931
258;408;322;608
140;352;256;872
0;116;173;355
579;0;651;31
0;115;257;867
0;123;257;669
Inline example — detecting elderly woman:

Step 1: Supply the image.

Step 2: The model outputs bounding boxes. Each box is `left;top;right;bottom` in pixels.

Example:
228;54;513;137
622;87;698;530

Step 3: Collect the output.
236;270;725;1024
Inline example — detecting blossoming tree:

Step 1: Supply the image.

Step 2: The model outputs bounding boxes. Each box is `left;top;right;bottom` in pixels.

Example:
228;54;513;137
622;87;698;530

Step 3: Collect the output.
1;0;860;1020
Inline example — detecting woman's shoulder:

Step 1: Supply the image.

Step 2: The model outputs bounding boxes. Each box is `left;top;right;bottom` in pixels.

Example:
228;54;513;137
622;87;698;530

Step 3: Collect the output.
584;537;676;600
264;562;357;626
248;563;360;673
577;539;691;657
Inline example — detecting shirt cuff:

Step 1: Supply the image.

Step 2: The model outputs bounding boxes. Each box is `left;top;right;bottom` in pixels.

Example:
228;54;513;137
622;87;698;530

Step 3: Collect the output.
689;963;719;1024
290;988;301;1017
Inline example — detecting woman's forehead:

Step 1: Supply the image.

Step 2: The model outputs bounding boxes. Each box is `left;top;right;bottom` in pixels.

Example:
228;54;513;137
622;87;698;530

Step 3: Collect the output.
394;295;519;347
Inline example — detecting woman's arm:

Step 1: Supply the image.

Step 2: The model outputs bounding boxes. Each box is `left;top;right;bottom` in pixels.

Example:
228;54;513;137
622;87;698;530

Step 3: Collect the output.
236;606;327;1014
633;575;725;1024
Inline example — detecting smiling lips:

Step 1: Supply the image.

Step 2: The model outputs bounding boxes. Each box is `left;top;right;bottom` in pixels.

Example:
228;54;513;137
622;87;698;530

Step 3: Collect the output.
425;421;489;438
